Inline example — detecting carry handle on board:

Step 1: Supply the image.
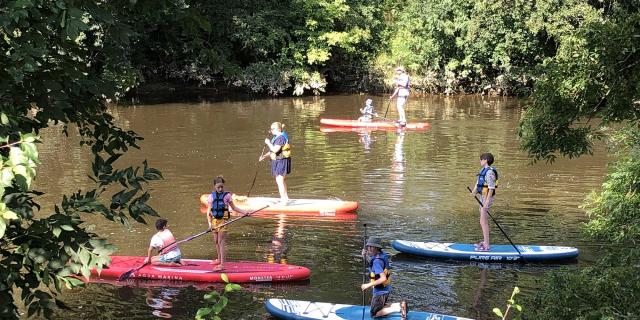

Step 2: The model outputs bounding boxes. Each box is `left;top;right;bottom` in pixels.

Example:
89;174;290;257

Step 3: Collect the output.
117;204;271;282
466;186;524;260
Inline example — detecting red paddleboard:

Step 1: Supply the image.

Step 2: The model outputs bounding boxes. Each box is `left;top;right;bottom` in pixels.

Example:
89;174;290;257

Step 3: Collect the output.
320;118;429;130
92;256;311;283
199;195;358;217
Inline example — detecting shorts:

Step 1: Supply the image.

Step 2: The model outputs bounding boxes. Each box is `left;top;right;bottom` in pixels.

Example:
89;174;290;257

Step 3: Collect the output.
481;195;494;208
158;250;181;263
212;216;230;232
271;158;291;176
370;293;389;317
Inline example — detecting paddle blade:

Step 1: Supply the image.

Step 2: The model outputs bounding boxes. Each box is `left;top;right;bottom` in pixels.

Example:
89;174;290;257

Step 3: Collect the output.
116;268;137;282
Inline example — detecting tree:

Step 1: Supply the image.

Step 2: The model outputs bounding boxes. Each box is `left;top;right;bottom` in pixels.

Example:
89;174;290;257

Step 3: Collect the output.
1;1;164;318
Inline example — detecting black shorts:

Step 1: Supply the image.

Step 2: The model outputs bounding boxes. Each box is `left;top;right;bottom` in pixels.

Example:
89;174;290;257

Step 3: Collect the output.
370;293;389;317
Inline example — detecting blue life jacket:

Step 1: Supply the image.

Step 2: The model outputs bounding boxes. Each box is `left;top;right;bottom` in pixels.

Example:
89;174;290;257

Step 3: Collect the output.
476;166;499;194
368;252;391;290
210;191;230;219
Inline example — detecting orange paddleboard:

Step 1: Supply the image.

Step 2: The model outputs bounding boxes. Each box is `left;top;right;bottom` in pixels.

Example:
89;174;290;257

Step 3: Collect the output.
199;194;358;217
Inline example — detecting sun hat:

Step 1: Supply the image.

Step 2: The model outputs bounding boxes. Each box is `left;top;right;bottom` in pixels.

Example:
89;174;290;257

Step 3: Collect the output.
365;99;373;106
366;237;383;248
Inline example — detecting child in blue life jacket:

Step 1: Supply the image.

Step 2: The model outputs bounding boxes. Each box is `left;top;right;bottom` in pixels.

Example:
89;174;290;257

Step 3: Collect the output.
358;99;378;122
360;237;407;319
470;152;498;252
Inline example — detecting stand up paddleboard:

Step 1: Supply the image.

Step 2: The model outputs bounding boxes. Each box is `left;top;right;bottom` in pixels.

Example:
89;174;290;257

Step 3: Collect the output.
199;195;358;217
392;240;579;262
92;256;311;283
264;299;472;320
320;118;429;130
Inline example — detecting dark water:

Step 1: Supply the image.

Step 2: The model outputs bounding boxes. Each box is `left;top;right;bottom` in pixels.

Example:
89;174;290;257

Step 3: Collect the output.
34;95;608;319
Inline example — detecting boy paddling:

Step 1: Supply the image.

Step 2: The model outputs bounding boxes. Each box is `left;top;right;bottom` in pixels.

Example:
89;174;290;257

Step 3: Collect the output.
361;237;407;319
144;219;182;266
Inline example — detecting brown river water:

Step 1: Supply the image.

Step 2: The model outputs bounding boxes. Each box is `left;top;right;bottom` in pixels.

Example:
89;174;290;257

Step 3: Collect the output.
33;94;608;319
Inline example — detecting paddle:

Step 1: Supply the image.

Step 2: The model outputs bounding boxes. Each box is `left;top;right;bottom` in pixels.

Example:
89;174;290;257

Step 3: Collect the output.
247;145;267;197
361;223;368;320
383;99;391;119
466;186;524;260
117;204;272;281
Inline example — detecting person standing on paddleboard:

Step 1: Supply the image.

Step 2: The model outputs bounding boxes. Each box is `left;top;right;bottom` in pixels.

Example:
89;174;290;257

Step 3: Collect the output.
470;153;498;252
259;122;291;206
389;66;410;127
144;219;182;266
205;176;250;271
361;237;407;319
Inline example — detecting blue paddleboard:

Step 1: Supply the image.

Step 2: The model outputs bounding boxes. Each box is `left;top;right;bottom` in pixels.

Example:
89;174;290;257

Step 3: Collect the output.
392;240;579;262
264;299;472;320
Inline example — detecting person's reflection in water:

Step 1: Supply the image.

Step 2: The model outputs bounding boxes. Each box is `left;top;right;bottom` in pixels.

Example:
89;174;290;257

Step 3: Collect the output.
390;130;406;202
358;130;374;150
145;287;180;319
472;267;489;318
267;214;289;264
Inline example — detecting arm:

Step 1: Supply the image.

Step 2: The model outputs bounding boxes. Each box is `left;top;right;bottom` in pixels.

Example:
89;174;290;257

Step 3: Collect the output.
228;198;249;215
361;270;387;291
390;87;399;99
206;201;213;229
144;246;154;263
482;171;496;208
264;138;283;153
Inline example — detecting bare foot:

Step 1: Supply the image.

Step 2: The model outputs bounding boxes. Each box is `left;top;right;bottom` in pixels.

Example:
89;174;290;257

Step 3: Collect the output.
212;265;225;272
400;301;408;319
210;259;220;265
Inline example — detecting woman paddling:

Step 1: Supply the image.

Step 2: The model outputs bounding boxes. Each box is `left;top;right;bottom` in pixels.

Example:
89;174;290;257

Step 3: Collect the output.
259;122;291;206
204;176;250;271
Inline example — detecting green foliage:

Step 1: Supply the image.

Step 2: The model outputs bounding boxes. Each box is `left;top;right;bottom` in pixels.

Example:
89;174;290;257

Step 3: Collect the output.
518;1;640;162
523;250;640;320
583;125;640;244
493;287;522;320
195;274;242;320
0;0;163;318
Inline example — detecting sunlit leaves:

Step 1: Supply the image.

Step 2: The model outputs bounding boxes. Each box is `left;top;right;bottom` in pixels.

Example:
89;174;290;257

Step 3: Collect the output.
196;274;241;320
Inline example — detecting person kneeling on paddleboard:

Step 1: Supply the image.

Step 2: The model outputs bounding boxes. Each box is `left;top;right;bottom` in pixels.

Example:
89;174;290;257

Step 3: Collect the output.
205;175;250;271
358;98;378;122
144;219;183;266
361;237;408;319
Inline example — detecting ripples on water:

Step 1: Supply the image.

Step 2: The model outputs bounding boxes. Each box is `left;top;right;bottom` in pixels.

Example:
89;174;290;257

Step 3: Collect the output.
35;95;609;319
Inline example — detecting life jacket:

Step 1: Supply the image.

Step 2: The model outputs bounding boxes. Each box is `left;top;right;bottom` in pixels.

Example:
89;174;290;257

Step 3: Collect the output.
476;166;499;196
210;191;230;219
270;132;291;160
369;252;391;290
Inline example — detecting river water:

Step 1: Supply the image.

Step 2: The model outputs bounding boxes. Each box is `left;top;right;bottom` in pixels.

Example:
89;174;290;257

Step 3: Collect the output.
36;94;608;319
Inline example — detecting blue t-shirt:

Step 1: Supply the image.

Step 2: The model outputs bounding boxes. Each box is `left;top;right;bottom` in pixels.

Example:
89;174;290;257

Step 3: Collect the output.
370;254;391;296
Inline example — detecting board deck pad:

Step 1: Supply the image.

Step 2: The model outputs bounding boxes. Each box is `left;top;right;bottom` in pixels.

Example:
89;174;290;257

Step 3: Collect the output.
320;118;429;130
392;240;579;262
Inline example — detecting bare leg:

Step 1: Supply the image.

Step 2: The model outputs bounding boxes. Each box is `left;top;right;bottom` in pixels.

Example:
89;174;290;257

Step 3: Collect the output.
213;231;227;271
375;302;402;317
275;175;288;204
480;207;490;249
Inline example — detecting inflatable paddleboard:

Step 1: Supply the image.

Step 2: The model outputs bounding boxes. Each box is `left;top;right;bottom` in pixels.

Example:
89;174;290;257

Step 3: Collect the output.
320;118;429;130
92;256;311;283
264;299;472;320
199;195;358;217
392;240;579;262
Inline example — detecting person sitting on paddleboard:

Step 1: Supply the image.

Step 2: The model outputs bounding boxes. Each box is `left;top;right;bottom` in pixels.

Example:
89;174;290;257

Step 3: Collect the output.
358;98;378;122
470;152;498;252
144;218;182;266
361;237;408;319
205;175;250;271
259;122;291;206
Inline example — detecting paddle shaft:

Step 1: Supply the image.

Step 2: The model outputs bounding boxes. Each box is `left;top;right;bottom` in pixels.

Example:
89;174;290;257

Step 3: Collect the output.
383;100;391;119
467;186;524;258
362;223;368;320
247;145;267;197
117;204;271;281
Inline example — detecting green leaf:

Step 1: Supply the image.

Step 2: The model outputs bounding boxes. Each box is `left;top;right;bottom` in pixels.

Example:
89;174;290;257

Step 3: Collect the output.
3;210;18;220
493;308;504;318
221;273;229;283
60;225;74;231
52;227;61;238
195;308;211;318
0;113;8;125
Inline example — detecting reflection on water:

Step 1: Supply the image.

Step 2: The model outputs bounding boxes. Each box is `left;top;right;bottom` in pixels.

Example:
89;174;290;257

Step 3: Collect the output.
38;95;610;319
146;288;180;319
